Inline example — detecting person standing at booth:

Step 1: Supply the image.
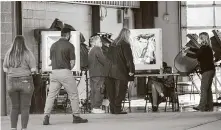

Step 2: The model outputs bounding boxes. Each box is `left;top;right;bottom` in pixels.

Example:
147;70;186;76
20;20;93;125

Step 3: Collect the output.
88;35;111;114
43;28;88;125
186;32;215;112
105;28;135;114
3;35;36;130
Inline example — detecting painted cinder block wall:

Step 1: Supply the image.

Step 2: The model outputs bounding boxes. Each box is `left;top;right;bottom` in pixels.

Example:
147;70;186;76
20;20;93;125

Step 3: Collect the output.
155;1;180;69
1;1;14;115
21;1;92;70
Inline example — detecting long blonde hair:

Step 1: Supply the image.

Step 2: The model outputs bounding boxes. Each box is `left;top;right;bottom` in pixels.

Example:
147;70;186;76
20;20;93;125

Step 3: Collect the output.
112;28;131;46
199;32;210;46
5;35;31;68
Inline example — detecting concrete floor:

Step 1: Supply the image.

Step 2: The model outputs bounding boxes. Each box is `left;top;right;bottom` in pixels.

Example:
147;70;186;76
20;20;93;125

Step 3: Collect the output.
1;112;221;130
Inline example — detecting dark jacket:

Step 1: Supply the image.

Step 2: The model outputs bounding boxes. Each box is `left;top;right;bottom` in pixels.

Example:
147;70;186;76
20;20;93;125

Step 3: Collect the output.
88;46;111;77
187;45;215;73
108;41;135;81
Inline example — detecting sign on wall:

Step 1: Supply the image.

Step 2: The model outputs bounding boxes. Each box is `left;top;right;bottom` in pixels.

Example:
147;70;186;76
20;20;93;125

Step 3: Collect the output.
130;29;163;70
41;31;81;72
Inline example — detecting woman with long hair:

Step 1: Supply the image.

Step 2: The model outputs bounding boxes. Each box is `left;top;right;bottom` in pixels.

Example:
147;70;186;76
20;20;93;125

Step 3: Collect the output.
3;35;36;130
105;28;135;114
186;32;215;111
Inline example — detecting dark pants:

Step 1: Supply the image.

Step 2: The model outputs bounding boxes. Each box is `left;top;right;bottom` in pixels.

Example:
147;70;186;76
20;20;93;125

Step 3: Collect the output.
90;77;105;108
105;78;128;113
7;76;34;129
198;70;215;111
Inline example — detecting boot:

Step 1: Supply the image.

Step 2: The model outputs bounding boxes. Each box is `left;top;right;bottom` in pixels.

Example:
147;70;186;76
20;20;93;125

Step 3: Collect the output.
73;115;88;123
152;106;158;112
43;115;50;125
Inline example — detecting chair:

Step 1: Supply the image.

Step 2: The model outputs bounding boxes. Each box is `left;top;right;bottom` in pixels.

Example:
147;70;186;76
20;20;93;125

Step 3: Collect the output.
164;85;178;112
54;87;70;113
122;88;131;113
144;79;153;112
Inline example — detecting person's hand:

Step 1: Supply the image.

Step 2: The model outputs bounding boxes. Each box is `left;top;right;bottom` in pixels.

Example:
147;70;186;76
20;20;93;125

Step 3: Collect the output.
128;81;135;87
129;72;134;76
182;52;187;57
183;47;190;53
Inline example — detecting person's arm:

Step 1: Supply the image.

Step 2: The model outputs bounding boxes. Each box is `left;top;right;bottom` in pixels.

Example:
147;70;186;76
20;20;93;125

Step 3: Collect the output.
185;47;199;59
3;53;9;72
69;44;76;70
189;47;198;53
96;47;111;66
122;43;135;74
186;53;197;59
28;51;37;72
195;46;204;58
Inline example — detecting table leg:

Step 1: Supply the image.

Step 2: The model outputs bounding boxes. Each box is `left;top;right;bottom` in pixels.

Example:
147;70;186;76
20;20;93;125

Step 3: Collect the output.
175;75;179;112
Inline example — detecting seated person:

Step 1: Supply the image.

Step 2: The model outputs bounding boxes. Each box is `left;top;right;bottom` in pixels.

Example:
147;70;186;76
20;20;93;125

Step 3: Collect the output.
150;62;174;112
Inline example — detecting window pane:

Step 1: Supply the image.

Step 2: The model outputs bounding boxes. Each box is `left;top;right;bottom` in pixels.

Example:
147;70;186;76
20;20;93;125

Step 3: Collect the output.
215;7;221;26
187;1;213;5
187;7;214;26
181;7;187;27
215;1;221;4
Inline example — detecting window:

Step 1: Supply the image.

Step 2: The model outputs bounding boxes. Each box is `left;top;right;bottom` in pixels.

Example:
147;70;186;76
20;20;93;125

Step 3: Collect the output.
215;7;221;26
187;7;213;26
180;1;221;93
181;1;221;47
187;1;213;5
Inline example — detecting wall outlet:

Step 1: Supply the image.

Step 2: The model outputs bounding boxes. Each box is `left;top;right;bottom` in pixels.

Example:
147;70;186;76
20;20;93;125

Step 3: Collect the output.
163;13;169;21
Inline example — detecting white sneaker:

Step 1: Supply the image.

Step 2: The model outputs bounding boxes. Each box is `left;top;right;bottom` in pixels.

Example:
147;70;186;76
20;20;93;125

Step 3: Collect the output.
91;108;105;114
102;99;110;107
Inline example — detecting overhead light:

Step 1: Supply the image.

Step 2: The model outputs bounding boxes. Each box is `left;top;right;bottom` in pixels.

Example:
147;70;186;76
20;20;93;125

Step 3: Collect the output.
163;1;170;22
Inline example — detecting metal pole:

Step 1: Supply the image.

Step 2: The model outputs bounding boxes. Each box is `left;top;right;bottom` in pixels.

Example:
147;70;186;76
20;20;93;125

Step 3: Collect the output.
85;71;89;112
1;59;7;116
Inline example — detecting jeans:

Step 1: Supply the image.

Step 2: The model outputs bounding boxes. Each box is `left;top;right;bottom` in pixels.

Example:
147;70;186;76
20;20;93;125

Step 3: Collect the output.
198;70;215;111
105;78;128;113
90;77;105;109
44;69;80;116
7;76;34;129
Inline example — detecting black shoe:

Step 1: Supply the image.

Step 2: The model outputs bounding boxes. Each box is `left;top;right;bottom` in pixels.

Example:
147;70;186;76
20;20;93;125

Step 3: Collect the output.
115;111;127;114
114;110;127;114
73;115;88;123
193;107;199;111
43;115;50;125
205;108;214;112
152;106;158;112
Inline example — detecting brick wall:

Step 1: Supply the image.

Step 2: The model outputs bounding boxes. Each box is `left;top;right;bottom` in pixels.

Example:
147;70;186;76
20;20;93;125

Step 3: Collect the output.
22;1;92;69
1;1;13;59
1;1;14;115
